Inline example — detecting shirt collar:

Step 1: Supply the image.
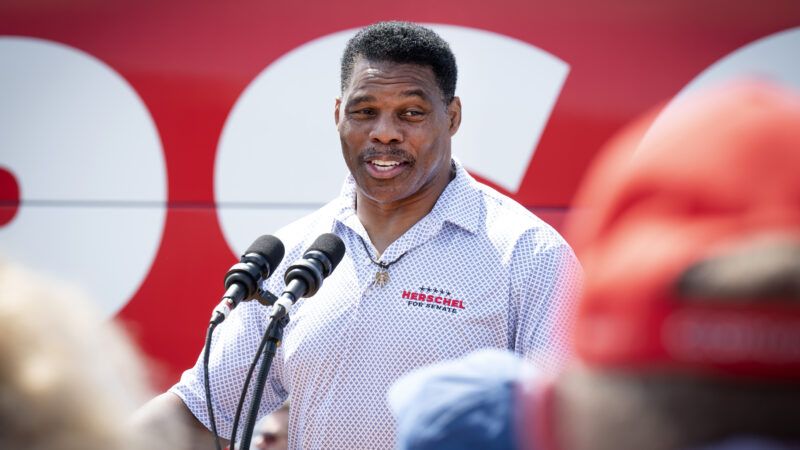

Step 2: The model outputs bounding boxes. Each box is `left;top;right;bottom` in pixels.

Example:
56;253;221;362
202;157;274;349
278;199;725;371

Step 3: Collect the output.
332;158;483;236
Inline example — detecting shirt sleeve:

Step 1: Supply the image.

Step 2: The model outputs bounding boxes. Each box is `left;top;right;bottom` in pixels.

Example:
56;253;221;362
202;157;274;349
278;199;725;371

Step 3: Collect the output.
169;299;289;442
509;229;583;375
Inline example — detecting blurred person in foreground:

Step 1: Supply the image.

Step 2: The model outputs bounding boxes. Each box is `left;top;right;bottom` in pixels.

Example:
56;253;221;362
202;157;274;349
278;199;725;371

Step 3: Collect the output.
252;402;289;450
389;81;800;450
0;261;186;450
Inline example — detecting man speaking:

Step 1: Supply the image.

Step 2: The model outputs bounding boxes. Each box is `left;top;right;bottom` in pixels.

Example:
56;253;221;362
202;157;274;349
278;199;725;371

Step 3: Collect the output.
134;21;581;449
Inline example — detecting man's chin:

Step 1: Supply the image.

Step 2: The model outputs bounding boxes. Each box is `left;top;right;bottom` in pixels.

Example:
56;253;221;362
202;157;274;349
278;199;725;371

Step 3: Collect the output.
355;184;410;206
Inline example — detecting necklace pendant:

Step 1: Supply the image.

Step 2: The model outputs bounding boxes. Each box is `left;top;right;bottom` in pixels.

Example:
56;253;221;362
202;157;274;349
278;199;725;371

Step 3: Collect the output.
374;268;390;287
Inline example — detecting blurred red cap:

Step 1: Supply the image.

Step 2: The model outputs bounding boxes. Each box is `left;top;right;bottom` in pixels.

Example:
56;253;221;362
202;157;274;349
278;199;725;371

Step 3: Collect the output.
567;81;800;379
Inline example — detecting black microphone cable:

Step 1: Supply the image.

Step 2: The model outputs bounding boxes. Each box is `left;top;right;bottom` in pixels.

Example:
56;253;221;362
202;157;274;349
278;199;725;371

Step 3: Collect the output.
228;320;273;450
203;322;223;450
203;235;284;450
235;233;346;450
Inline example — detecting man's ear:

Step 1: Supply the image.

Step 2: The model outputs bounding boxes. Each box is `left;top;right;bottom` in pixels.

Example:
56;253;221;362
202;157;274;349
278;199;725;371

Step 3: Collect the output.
334;97;342;127
448;97;462;136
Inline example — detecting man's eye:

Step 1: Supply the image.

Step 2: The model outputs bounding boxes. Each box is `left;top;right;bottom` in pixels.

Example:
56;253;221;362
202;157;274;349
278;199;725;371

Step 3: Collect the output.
401;110;425;118
350;109;375;117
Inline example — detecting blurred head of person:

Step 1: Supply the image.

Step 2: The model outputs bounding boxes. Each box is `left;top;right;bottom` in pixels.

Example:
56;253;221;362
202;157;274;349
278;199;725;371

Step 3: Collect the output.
253;402;289;450
0;261;185;450
542;81;800;450
388;349;528;450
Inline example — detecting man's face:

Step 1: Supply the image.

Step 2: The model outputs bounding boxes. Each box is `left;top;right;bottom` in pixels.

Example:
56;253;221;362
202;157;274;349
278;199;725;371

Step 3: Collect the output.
254;410;289;450
335;58;461;206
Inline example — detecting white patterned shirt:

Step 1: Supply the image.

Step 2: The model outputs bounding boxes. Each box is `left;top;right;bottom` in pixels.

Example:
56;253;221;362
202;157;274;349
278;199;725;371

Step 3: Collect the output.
171;160;582;450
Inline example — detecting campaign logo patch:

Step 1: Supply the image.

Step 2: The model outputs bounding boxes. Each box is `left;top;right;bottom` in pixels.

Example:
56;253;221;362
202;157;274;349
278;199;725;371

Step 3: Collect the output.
402;286;466;314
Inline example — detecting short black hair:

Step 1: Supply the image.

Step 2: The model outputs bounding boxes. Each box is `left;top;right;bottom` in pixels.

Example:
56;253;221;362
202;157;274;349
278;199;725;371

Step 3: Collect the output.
340;21;457;103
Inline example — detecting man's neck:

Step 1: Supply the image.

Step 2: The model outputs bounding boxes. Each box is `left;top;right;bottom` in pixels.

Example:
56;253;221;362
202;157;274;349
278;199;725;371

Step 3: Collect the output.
356;167;454;256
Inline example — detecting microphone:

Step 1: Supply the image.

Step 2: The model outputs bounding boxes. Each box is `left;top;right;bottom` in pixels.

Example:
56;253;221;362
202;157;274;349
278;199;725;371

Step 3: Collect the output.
210;235;285;325
270;233;346;319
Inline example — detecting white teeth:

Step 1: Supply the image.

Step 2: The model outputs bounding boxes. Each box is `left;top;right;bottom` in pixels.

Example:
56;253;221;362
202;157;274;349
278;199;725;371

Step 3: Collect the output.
371;160;401;171
372;160;400;167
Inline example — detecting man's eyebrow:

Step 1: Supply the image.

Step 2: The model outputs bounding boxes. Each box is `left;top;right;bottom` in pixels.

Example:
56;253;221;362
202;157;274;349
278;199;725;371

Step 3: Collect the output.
399;89;431;101
345;94;376;107
346;89;432;107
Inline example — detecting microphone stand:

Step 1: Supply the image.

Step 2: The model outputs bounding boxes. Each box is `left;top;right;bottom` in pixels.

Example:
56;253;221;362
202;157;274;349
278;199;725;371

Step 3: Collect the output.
237;312;290;450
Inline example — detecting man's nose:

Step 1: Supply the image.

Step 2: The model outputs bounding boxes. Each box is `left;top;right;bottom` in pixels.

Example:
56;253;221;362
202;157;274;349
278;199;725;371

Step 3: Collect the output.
369;114;403;145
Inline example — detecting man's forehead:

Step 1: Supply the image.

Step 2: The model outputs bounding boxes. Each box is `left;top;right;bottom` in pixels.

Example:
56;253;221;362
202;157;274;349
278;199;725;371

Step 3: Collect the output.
351;56;435;75
343;58;440;98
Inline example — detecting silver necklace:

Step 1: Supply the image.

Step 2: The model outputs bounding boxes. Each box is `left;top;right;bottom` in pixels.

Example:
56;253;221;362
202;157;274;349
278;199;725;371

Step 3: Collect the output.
357;235;409;287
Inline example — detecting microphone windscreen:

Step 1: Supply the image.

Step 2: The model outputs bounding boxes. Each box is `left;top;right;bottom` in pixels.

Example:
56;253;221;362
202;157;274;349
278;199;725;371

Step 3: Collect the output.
308;233;346;271
246;235;285;270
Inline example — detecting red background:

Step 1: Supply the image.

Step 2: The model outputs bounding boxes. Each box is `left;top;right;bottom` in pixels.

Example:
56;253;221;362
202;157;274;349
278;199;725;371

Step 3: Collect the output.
1;0;798;388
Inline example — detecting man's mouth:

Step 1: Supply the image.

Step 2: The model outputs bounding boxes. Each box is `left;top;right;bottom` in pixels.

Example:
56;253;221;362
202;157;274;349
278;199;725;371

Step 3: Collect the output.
363;158;409;178
360;147;414;179
369;159;403;172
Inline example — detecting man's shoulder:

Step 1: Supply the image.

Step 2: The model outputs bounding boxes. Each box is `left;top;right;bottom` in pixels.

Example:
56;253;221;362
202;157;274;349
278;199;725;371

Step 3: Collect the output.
260;200;342;292
469;180;567;251
273;199;340;255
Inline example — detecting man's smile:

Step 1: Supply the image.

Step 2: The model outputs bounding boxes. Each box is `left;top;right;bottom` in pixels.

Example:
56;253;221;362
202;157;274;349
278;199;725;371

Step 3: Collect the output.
364;158;410;178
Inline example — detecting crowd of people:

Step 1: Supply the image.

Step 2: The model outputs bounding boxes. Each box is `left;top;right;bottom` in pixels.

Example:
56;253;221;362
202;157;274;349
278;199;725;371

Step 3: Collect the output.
2;21;798;450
